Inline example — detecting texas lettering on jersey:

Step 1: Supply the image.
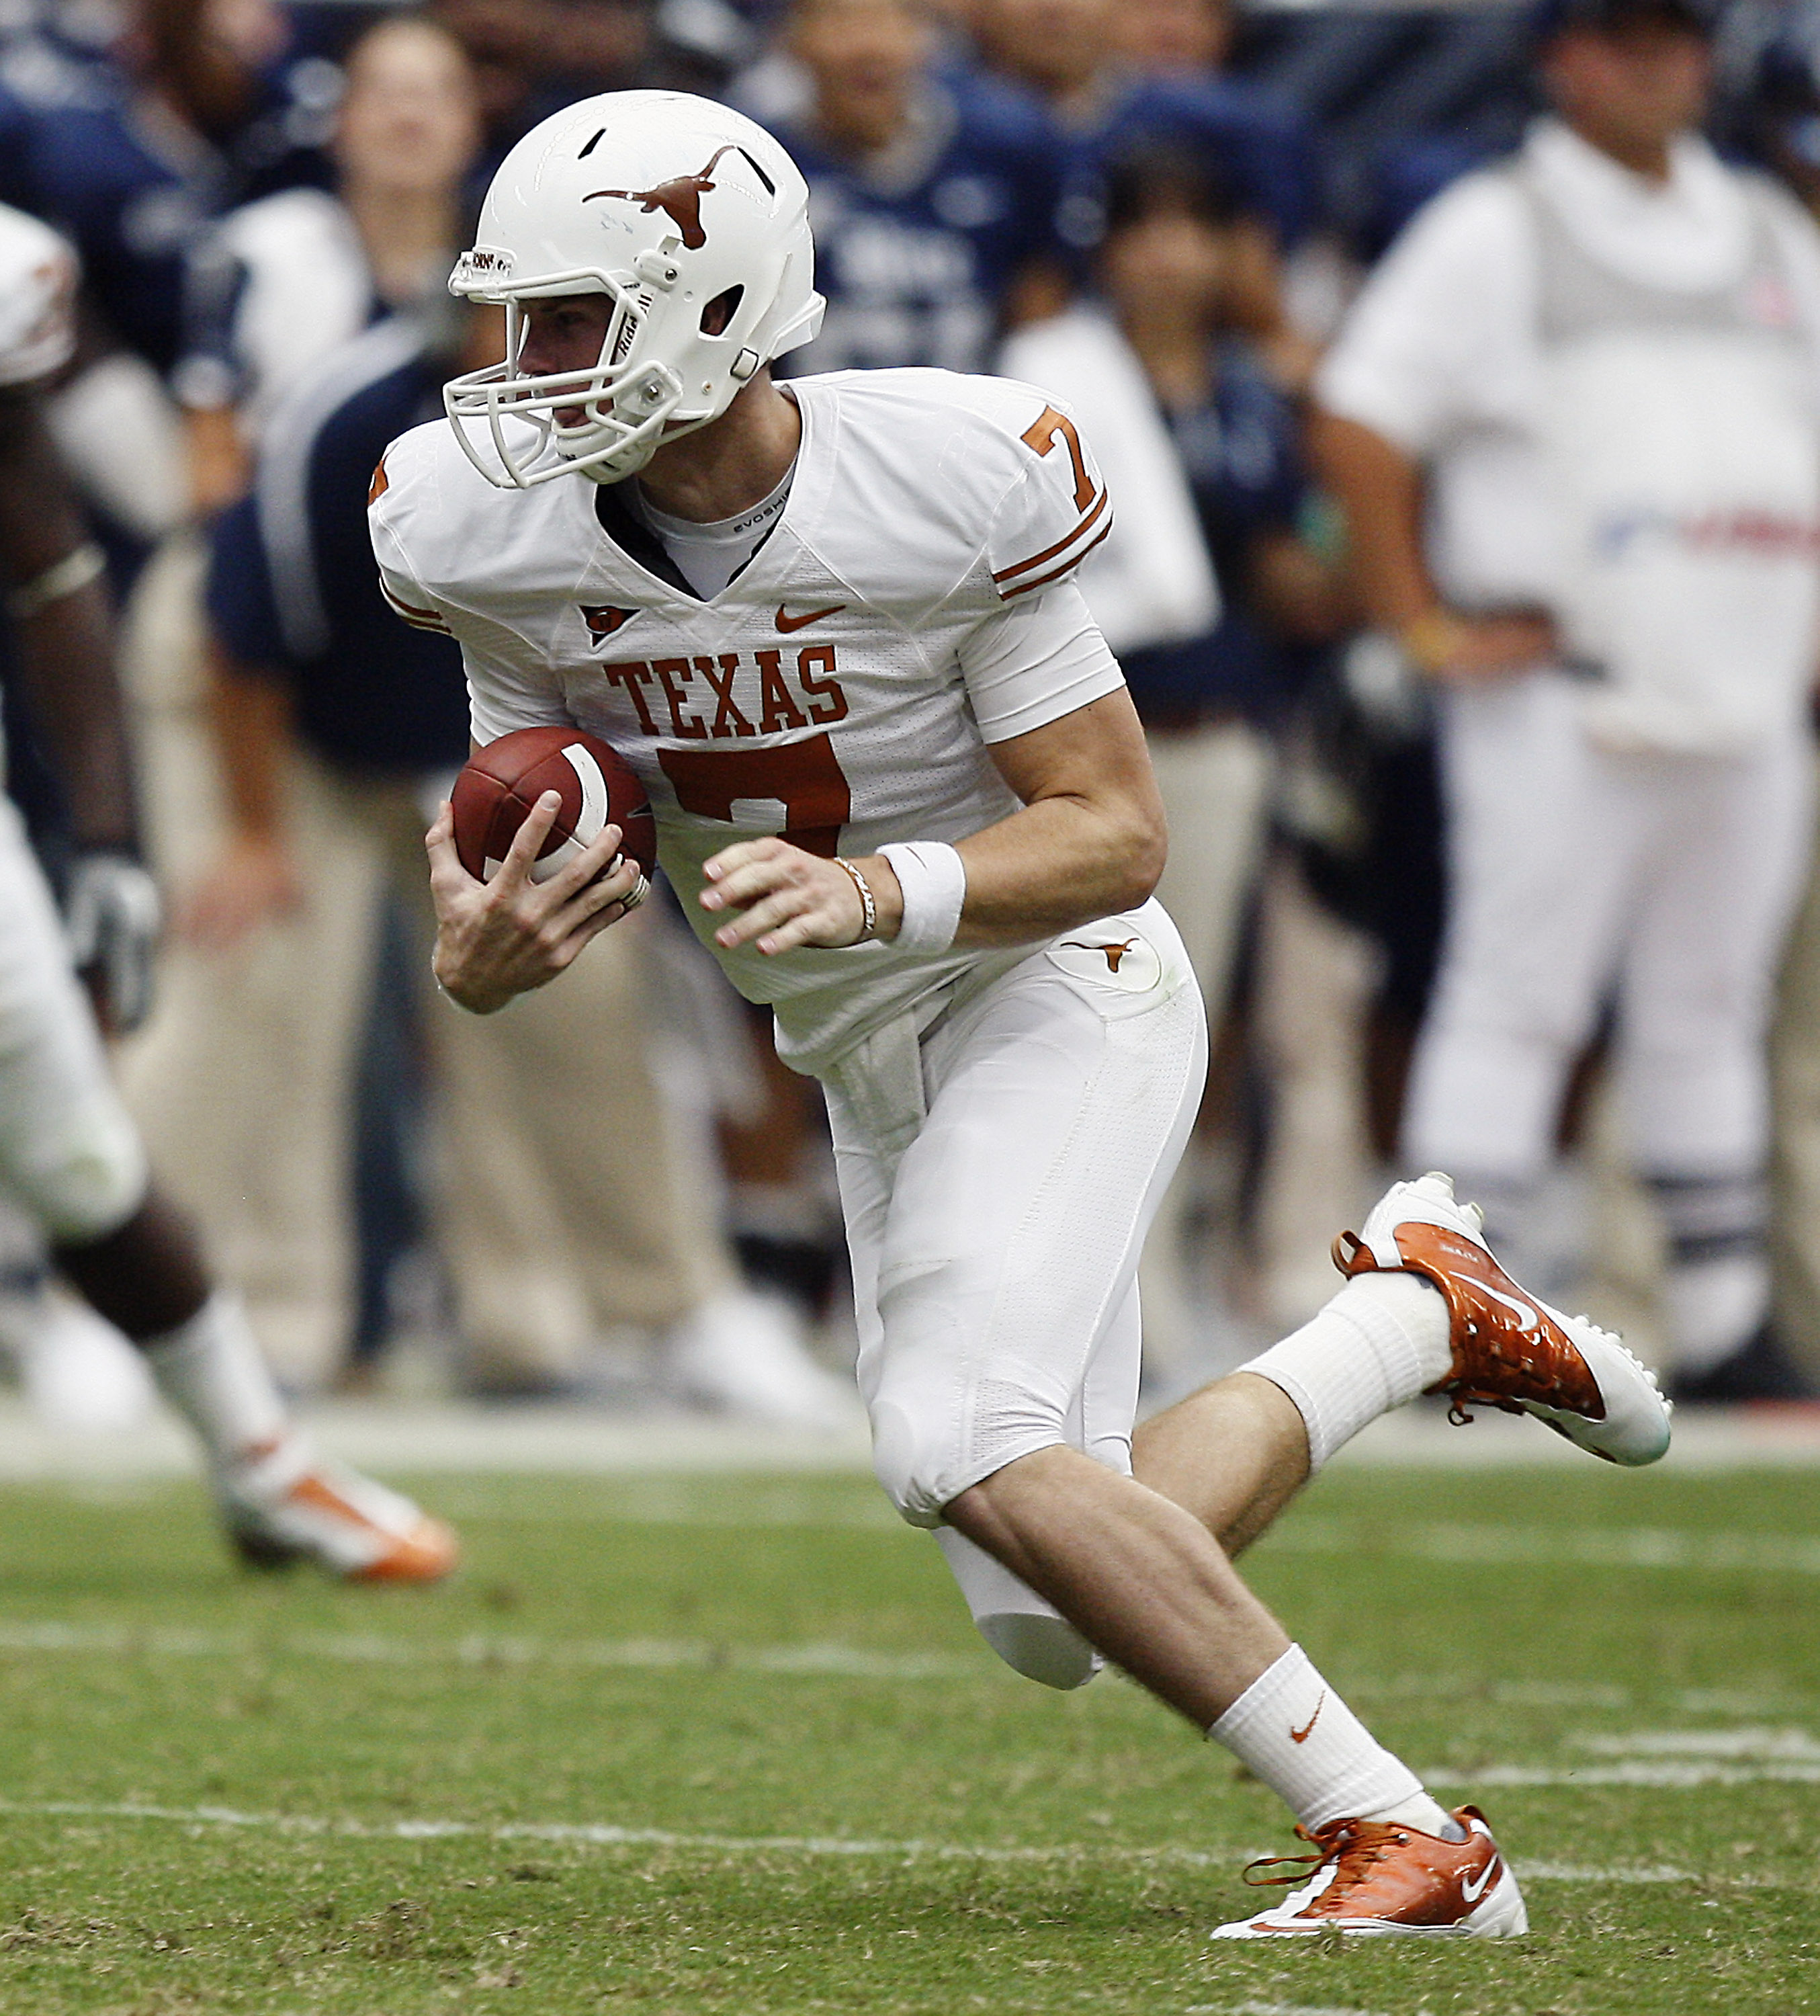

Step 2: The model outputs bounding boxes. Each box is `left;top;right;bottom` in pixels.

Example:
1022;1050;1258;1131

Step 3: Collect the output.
596;645;849;740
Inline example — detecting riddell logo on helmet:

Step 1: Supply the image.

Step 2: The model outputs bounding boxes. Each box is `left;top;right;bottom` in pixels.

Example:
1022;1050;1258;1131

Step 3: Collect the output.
585;144;772;250
458;247;513;280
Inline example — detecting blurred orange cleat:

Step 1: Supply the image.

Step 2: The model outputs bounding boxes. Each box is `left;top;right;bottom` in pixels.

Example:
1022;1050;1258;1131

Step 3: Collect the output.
1211;1805;1526;1939
218;1435;459;1583
1335;1172;1671;1466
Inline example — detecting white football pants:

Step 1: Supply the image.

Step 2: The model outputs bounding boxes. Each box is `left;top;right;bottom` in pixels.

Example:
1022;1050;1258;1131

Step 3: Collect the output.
0;796;146;1242
824;900;1206;1688
1407;671;1813;1181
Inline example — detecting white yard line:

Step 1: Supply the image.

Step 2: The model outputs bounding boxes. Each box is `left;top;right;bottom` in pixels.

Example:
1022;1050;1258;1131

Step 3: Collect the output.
0;1619;978;1681
1266;1518;1820;1578
1186;2004;1391;2016
0;1800;1225;1865
0;1799;1730;1886
1430;1761;1820;1788
0;1622;1813;1731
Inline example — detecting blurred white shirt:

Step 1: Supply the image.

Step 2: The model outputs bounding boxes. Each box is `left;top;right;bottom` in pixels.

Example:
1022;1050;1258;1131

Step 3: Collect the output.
1317;118;1820;613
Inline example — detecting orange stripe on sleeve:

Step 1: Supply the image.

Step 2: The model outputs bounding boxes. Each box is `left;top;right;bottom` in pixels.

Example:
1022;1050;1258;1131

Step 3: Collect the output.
991;488;1109;585
998;517;1113;601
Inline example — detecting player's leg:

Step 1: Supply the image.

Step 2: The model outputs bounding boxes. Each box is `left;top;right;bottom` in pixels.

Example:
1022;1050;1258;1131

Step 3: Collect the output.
1401;674;1634;1265
933;1274;1141;1691
1620;735;1815;1396
0;796;454;1579
849;915;1514;1932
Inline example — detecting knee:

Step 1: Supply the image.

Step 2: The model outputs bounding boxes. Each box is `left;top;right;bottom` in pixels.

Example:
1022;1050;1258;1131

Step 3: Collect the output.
869;1384;1068;1529
24;1100;147;1245
974;1612;1100;1691
869;1395;951;1528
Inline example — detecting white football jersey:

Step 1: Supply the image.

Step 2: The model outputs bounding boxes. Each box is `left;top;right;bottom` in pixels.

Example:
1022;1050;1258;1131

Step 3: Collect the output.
0;202;75;388
370;367;1125;1072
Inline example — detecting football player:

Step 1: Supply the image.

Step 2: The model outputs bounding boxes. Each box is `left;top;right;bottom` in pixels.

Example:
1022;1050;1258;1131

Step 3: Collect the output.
0;198;456;1583
374;92;1670;1933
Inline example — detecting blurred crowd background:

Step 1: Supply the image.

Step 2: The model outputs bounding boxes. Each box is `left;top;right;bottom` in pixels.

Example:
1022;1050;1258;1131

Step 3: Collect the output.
3;0;1819;1433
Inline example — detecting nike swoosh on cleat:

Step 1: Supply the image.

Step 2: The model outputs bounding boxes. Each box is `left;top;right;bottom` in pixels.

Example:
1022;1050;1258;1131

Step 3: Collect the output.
1459;1855;1500;1904
1479;1282;1539;1332
775;603;845;632
1289;1690;1326;1744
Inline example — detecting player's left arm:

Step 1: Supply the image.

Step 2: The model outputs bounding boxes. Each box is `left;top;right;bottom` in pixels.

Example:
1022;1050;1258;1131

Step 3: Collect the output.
700;686;1166;956
0;384;136;853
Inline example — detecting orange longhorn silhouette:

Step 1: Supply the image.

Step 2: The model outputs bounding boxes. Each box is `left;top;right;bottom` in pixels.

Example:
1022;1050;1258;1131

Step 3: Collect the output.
585;145;739;250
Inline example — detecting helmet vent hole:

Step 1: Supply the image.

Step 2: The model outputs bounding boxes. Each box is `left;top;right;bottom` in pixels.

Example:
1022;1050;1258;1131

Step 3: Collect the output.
735;146;775;196
577;127;605;160
700;285;744;337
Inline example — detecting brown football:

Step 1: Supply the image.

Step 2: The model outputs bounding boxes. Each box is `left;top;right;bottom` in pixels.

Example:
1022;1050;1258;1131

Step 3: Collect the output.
451;726;657;884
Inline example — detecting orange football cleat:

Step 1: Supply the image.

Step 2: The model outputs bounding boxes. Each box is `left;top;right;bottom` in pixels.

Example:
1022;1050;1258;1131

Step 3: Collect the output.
1210;1805;1527;1939
1335;1173;1671;1466
218;1435;459;1583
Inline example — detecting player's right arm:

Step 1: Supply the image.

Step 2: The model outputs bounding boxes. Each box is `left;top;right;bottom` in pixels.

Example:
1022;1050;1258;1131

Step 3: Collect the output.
370;445;642;1014
423;791;635;1013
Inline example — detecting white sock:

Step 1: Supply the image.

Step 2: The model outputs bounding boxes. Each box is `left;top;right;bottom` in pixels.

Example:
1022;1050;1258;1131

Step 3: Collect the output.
1210;1644;1456;1837
1242;1271;1452;1470
142;1292;288;1466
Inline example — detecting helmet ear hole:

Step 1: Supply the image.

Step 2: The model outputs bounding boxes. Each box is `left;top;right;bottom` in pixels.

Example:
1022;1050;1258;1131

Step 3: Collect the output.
699;284;744;337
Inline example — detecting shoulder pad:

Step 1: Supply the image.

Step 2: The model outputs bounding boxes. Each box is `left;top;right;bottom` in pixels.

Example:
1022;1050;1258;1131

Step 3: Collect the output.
0;202;75;387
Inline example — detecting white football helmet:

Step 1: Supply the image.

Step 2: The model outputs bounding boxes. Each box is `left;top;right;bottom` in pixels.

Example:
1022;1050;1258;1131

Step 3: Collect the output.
445;91;823;487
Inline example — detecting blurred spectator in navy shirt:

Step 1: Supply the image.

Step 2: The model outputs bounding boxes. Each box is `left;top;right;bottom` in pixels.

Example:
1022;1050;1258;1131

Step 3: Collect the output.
971;0;1317;385
176;15;480;513
0;0;334;378
755;0;1071;375
427;0;648;160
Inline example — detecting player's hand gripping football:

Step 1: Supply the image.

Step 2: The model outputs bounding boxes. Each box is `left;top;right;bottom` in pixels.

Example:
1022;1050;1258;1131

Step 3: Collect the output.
425;790;641;1013
700;837;903;955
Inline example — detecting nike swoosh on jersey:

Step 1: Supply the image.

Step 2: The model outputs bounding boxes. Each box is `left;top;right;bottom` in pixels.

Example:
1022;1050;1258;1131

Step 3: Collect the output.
775;603;845;632
1289;1690;1326;1744
1479;1282;1540;1331
1459;1854;1501;1904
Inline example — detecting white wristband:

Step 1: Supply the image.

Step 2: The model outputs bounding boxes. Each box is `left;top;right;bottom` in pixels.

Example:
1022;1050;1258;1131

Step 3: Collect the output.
879;841;967;956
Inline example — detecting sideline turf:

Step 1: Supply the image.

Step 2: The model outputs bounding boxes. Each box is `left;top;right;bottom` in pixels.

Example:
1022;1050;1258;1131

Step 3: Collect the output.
0;1462;1814;2013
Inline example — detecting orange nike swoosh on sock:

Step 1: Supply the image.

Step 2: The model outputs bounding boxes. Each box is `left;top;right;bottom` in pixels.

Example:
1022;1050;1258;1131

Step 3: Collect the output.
1291;1691;1327;1743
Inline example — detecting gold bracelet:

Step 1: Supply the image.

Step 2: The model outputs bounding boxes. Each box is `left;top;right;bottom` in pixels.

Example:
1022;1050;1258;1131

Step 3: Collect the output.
834;857;877;943
1397;608;1469;677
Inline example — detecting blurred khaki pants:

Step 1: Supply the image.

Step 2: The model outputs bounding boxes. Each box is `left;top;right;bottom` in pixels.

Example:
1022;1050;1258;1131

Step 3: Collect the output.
119;538;728;1387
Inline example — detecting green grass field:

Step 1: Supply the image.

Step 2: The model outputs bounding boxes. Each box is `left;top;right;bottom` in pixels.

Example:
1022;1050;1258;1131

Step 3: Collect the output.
0;1455;1815;2015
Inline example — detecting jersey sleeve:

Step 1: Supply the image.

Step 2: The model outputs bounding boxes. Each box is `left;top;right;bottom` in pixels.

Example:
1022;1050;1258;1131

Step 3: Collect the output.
960;579;1127;743
0;205;75;388
367;439;572;748
981;386;1113;604
367;452;455;639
